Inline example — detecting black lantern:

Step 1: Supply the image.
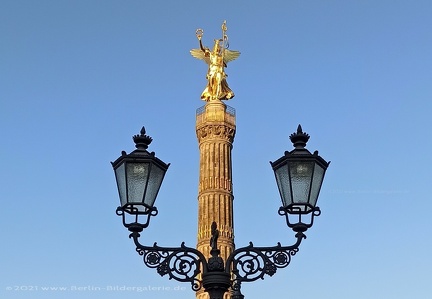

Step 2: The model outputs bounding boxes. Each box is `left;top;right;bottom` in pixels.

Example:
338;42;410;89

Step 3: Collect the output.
111;127;170;219
270;125;329;230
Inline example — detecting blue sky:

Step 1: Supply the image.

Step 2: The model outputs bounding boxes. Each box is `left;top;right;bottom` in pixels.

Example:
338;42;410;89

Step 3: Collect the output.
1;1;431;298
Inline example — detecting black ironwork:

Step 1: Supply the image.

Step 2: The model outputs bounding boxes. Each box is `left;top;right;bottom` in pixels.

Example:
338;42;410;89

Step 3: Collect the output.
227;232;305;291
115;206;157;231
208;222;224;272
129;230;205;291
116;216;306;299
278;203;322;232
113;125;329;299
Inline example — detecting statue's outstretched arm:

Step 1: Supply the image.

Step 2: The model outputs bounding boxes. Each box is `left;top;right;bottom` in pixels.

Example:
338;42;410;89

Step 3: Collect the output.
199;39;205;52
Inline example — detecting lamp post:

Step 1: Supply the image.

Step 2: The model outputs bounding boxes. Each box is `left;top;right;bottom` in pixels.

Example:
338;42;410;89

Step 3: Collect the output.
111;124;329;299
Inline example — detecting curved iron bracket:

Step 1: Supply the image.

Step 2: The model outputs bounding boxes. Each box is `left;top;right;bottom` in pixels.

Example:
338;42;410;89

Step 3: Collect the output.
129;231;208;291
117;210;318;298
225;232;306;291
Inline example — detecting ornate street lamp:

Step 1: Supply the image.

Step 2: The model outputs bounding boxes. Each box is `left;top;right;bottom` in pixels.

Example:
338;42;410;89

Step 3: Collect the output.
111;127;170;231
270;124;330;232
112;125;329;299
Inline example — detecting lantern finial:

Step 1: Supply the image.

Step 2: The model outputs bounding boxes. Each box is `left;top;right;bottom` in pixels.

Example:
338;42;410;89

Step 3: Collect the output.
133;126;153;150
289;124;310;149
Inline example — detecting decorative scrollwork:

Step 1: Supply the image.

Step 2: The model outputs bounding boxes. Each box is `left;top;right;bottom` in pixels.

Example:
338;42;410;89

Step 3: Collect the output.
231;245;294;279
130;233;205;291
227;233;305;287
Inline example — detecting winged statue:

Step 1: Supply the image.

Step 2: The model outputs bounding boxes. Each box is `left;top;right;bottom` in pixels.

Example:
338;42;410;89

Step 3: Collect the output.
190;21;240;101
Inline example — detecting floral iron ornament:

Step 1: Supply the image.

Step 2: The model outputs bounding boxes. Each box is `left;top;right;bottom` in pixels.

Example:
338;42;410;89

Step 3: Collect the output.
191;20;240;102
121;219;305;299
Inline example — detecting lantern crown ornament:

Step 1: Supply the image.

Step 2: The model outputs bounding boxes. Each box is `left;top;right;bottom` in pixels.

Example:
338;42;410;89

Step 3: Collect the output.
132;126;153;149
290;124;310;148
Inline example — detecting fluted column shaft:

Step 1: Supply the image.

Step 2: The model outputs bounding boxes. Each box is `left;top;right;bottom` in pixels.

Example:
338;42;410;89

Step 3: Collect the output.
196;101;236;299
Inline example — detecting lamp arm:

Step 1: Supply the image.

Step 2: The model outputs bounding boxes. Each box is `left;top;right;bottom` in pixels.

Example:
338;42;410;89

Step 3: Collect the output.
225;232;306;290
129;231;208;291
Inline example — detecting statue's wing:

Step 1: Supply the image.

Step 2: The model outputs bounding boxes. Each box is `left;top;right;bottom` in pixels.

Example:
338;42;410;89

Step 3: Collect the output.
190;48;210;64
224;49;241;64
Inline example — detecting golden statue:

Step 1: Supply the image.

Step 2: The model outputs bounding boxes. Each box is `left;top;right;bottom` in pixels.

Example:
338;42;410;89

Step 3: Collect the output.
191;21;240;102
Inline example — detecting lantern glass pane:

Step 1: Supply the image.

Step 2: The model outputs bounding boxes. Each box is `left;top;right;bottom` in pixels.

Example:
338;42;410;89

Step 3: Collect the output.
274;164;292;207
289;161;314;207
144;164;166;207
126;162;150;204
309;164;325;208
115;163;127;207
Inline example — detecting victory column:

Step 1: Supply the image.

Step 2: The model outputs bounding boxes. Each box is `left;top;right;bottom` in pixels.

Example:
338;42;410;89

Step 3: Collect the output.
191;21;240;299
